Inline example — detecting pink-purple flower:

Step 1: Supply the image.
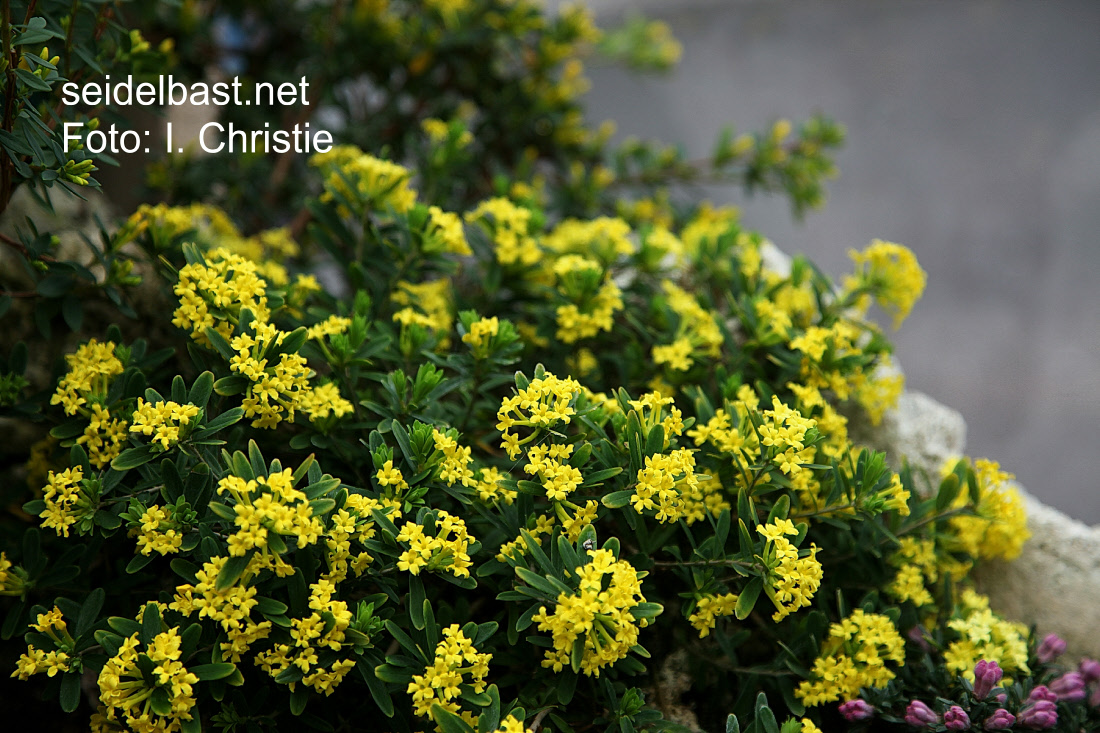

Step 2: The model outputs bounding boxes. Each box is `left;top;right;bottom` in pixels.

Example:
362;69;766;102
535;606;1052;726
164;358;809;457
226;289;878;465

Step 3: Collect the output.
973;660;1004;700
905;700;940;727
1080;658;1100;683
1049;671;1086;702
982;709;1015;730
1026;685;1057;704
944;705;971;730
838;699;874;722
1017;700;1058;729
1036;633;1067;663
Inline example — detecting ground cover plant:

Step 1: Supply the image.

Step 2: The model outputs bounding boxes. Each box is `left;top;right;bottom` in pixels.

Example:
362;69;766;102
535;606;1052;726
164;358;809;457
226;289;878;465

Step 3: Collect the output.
2;2;1096;732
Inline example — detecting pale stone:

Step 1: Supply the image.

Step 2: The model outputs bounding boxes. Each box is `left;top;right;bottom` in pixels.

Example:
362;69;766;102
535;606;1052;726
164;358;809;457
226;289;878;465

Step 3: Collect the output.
854;390;967;480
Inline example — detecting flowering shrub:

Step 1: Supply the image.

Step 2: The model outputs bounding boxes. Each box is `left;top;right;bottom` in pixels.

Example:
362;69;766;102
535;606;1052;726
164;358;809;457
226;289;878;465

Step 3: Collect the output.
1;2;1097;733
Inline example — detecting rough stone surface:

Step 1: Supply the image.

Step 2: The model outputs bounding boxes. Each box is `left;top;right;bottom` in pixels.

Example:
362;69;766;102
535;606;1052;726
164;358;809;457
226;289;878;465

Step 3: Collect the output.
858;390;967;480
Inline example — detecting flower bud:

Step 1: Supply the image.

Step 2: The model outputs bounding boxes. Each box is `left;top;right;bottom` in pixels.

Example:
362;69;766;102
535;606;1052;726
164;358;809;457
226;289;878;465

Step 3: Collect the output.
1027;685;1057;704
907;625;932;652
1016;700;1057;729
1049;672;1086;702
982;709;1015;730
905;700;939;727
1036;633;1067;663
973;660;1003;699
838;699;874;722
944;705;971;730
1079;658;1100;683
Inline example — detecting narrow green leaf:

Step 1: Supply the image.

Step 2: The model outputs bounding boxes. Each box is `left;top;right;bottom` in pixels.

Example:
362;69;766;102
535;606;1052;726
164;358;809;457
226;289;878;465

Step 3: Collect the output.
735;577;764;620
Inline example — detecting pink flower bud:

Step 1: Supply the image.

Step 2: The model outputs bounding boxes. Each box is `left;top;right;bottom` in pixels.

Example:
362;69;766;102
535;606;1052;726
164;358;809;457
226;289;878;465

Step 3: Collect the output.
838;699;874;722
973;660;1004;700
907;625;932;652
1027;685;1057;703
1036;633;1066;663
1017;700;1058;729
905;700;940;727
1079;658;1100;683
1050;672;1086;702
983;709;1016;730
944;705;971;730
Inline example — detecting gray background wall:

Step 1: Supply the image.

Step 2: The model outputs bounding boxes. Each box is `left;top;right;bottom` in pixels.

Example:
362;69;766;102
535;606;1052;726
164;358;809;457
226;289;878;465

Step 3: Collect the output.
578;1;1100;522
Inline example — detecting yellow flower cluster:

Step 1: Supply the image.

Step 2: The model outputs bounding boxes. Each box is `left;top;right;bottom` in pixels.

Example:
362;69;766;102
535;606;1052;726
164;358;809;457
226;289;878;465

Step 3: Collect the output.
497;371;581;459
12;607;72;681
545;216;634;265
886;537;938;607
758;395;817;476
230;323;345;428
462;316;499;356
496;515;555;563
255;579;357;695
555;279;623;344
322;493;382;583
217;469;324;561
310;145;417;214
652;282;723;373
170;555;270;662
392;278;454;338
524;443;582;502
944;589;1029;681
396;511;474;578
97;627;200;732
0;552;26;596
466;197;541;267
847;239;927;329
758;520;822;622
50;338;123;416
407;625;491;726
434;429;476;488
425;205;472;255
475;466;516;505
686;387;762;463
947;459;1030;561
133;504;185;556
130;398;201;451
795;609;905;706
788;320;868;402
495;715;532;733
688;592;739;637
632;448;699;523
41;467;85;538
77;403;129;468
532;548;649;677
306;314;351;341
173;248;270;347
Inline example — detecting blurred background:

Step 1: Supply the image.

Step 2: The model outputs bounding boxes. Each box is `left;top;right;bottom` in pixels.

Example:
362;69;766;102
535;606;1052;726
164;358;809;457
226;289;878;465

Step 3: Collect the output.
576;0;1100;522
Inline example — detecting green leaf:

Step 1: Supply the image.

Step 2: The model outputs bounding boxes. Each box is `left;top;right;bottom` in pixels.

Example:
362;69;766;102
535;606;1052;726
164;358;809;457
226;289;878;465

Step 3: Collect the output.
141;602;161;647
59;672;81;712
433;704;476;733
112;446;155;471
204;326;236;361
189;371;214;408
725;714;740;733
584;466;623;485
735;577;764;620
766;495;790;524
935;473;961;513
126;553;155;574
61;294;82;331
215;554;249;592
601;490;634;509
408;575;426;630
191;663;237;681
358;659;395;717
644;424;664;456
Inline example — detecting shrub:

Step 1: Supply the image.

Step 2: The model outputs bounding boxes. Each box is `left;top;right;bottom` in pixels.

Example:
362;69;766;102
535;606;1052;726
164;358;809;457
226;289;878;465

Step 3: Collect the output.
2;2;1096;733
